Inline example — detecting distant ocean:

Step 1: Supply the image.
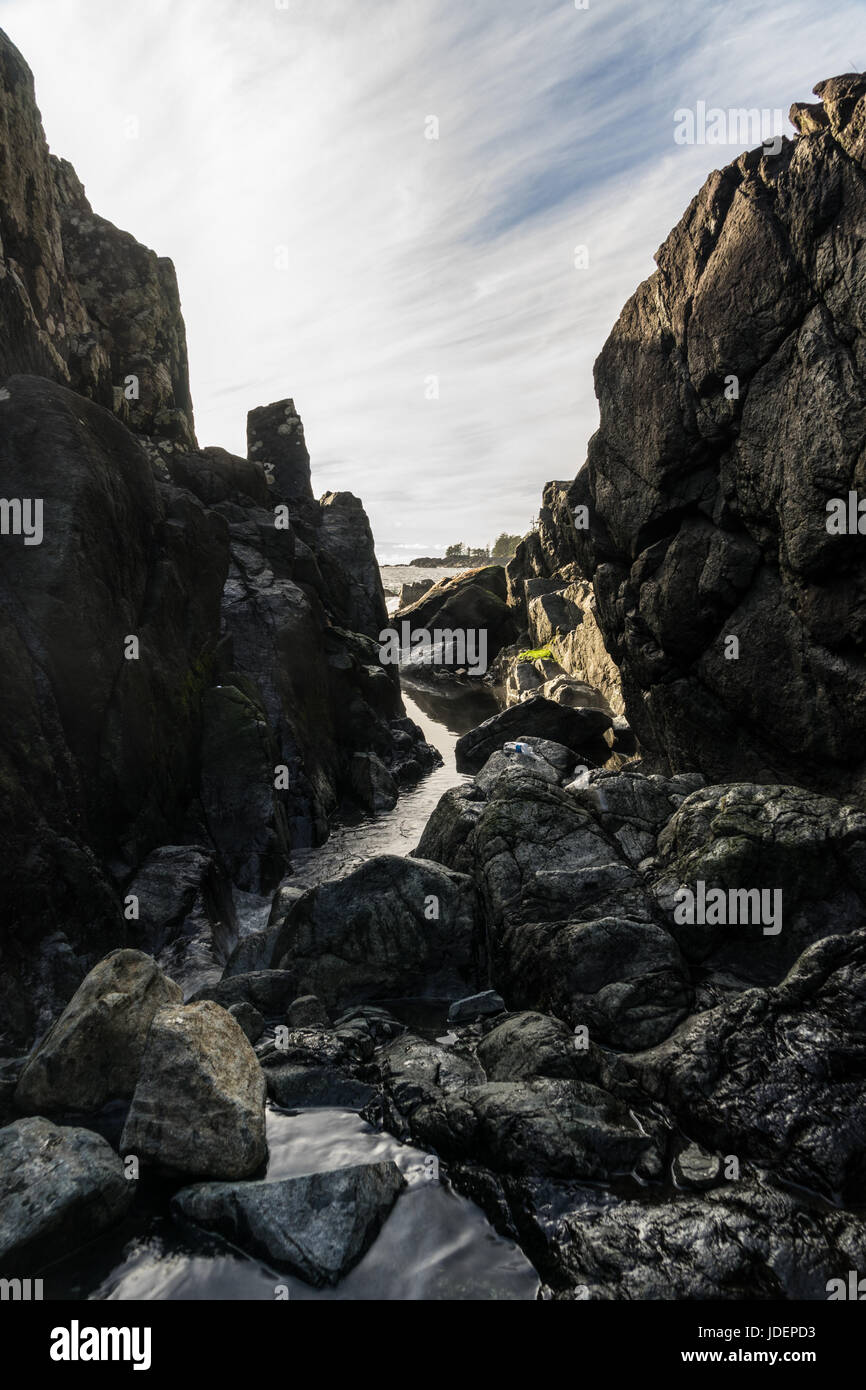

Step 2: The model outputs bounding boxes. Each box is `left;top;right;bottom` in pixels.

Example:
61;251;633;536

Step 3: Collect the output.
379;563;465;613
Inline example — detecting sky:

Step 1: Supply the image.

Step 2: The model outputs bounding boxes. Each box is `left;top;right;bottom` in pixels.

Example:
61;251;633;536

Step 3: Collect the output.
0;0;862;562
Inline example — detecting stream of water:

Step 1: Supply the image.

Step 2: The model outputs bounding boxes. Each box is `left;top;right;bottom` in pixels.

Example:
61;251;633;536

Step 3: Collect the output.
43;674;541;1301
290;678;498;887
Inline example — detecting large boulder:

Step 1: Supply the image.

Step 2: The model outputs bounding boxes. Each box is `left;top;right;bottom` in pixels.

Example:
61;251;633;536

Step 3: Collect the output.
455;696;612;774
430;769;691;1048
172;1161;404;1287
650;782;866;982
14;950;182;1114
570;73;866;803
271;854;481;1007
0;1117;132;1271
394;564;520;670
120;1000;267;1178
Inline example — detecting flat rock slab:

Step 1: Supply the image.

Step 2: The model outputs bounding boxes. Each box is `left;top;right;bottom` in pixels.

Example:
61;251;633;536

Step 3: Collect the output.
0;1117;132;1269
448;990;506;1023
172;1161;405;1286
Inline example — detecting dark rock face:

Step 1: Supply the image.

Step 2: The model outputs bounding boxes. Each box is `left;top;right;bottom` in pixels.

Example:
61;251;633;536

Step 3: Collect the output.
202;442;437;856
0;34;438;1044
0;32;194;451
0;376;227;1046
568;73;866;801
52;156;196;452
199;683;292;893
271;854;481;1007
650;782;866;982
317;491;390;642
126;846;237;998
0;33;110;404
247;399;314;509
621;929;866;1203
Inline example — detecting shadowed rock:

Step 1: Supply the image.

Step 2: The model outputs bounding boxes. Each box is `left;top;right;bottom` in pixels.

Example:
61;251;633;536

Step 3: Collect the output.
15;950;182;1114
566;72;866;801
0;1117;132;1272
172;1162;404;1286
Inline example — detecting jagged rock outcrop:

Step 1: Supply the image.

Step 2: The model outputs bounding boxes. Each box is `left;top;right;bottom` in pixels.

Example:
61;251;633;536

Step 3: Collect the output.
0;34;110;404
247;399;314;510
120;999;268;1179
502;488;625;717
394;564;520;675
567;72;866;800
0;31;194;453
52;156;197;453
0;30;437;1046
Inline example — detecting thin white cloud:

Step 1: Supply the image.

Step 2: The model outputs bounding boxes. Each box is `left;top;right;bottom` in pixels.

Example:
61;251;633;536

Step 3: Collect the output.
0;0;862;560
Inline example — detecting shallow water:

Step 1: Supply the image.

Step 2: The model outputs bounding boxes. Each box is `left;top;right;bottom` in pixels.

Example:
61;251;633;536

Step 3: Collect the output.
289;680;498;888
379;563;465;601
41;674;539;1301
53;1107;538;1301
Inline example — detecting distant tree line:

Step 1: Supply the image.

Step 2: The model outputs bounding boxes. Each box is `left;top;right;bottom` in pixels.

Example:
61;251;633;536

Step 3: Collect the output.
444;532;524;562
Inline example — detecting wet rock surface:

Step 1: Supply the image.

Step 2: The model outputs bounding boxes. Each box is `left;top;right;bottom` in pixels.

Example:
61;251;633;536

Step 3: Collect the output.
270;853;482;1006
564;74;866;803
3;37;866;1305
0;1117;132;1272
172;1161;405;1287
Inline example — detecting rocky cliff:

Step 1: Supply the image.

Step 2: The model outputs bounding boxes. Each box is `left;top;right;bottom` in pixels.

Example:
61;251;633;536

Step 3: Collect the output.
561;73;866;798
0;29;435;1047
